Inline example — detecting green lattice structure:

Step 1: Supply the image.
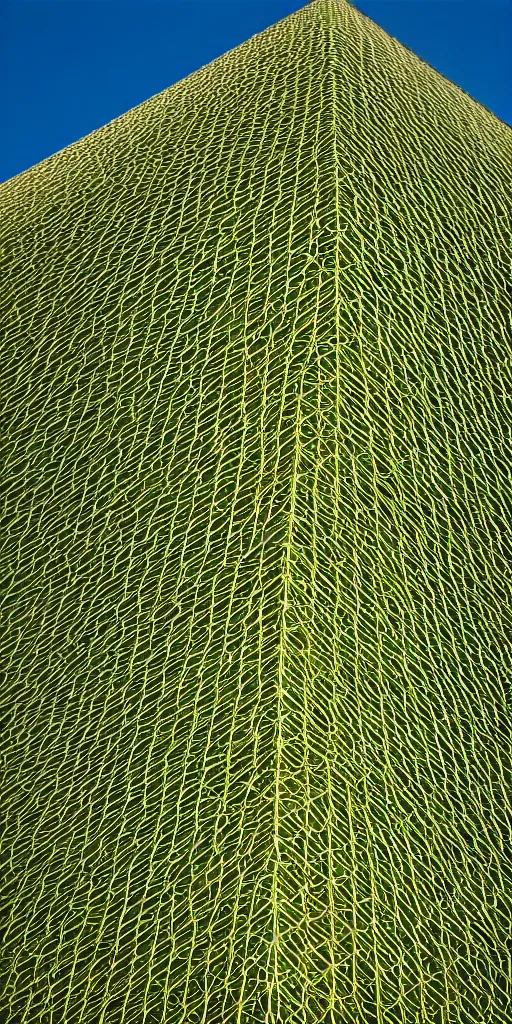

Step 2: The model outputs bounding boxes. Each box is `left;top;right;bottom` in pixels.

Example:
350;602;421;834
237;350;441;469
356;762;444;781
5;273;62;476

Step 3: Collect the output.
1;1;511;1021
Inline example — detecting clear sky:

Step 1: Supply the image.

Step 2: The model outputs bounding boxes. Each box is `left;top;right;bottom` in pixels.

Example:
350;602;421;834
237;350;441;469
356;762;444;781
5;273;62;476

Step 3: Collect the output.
3;1;511;183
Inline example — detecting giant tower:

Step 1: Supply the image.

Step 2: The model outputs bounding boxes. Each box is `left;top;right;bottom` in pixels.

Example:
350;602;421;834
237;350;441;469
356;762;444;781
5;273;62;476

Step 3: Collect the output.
1;1;511;1021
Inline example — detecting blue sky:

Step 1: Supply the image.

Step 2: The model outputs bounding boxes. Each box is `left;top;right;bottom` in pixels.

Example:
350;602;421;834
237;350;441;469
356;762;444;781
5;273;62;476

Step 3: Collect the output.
3;1;511;183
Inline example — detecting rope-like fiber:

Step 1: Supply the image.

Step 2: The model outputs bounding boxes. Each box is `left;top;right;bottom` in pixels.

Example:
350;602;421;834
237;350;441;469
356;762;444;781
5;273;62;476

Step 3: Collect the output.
1;1;511;1021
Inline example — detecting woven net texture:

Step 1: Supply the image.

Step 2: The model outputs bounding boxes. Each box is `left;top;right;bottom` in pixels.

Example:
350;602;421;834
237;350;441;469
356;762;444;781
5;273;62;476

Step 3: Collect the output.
1;1;511;1021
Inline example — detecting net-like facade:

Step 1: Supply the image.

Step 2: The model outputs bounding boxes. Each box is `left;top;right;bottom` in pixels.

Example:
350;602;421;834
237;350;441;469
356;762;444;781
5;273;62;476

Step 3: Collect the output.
1;1;511;1021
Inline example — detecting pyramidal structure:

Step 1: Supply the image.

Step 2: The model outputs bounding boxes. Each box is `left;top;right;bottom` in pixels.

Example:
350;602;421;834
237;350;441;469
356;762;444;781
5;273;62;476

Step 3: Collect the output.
1;1;511;1021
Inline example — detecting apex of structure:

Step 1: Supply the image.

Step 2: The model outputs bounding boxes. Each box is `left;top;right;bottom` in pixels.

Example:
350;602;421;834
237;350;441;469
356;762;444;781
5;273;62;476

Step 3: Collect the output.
314;0;346;12
313;0;346;28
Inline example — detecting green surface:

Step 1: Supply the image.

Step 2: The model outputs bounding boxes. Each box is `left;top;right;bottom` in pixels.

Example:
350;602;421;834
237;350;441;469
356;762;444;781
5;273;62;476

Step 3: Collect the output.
1;1;511;1020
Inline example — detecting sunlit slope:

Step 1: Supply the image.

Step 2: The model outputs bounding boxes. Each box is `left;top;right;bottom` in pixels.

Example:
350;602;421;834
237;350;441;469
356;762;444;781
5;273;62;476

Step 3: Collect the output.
1;0;511;1021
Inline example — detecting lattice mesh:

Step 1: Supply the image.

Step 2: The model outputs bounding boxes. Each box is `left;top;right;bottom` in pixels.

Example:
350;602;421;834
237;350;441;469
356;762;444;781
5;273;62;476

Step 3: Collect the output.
1;1;511;1021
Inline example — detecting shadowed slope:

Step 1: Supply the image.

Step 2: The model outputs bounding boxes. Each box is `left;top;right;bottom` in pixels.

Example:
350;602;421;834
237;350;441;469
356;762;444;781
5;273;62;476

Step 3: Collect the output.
1;1;511;1021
